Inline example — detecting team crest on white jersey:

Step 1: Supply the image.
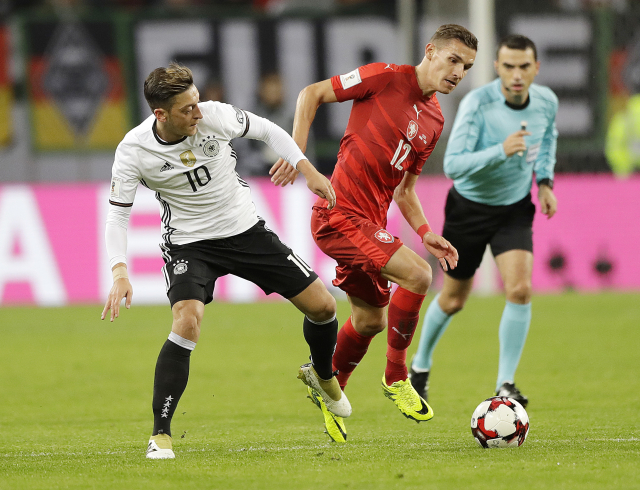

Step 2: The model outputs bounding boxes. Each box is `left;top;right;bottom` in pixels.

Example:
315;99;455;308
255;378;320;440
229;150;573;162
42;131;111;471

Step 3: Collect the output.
407;120;418;140
374;229;394;243
202;139;220;157
173;260;188;275
179;150;197;168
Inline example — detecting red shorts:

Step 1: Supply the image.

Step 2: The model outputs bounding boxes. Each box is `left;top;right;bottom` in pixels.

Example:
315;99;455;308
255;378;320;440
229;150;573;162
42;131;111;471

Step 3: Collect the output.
311;206;403;307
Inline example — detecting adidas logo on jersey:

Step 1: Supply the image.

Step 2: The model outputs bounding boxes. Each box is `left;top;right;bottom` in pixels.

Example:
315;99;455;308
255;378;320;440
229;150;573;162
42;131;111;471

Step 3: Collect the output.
160;162;174;172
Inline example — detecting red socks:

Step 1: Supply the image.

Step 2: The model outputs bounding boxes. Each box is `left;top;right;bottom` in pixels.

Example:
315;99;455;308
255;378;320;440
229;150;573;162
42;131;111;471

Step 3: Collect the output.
385;287;426;385
332;317;374;390
332;288;426;389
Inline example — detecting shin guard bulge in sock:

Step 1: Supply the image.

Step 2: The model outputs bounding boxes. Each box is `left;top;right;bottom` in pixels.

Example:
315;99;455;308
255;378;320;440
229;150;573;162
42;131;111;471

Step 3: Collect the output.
385;288;426;384
332;317;374;390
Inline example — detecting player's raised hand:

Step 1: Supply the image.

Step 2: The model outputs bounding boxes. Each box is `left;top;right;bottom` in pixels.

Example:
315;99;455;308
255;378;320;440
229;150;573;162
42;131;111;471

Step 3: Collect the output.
269;158;299;187
296;159;336;210
423;232;459;271
101;277;133;322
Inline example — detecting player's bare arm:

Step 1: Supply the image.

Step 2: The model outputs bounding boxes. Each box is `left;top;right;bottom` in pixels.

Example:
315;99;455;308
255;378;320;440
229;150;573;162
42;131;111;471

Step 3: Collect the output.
503;129;531;157
297;159;336;210
101;262;133;322
269;80;338;187
537;184;557;219
393;172;429;227
393;172;458;271
292;79;338;148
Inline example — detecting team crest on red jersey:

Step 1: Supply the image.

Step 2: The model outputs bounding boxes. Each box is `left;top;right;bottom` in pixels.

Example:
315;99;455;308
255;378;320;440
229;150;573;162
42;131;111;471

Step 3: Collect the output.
374;229;394;243
407;120;418;140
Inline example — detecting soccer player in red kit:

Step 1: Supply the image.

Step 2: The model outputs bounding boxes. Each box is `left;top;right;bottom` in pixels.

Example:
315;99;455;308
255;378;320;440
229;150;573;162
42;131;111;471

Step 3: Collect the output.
271;24;477;442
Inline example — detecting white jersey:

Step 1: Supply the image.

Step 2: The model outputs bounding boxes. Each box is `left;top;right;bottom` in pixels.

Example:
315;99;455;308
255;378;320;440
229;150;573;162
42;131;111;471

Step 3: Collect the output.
109;101;302;246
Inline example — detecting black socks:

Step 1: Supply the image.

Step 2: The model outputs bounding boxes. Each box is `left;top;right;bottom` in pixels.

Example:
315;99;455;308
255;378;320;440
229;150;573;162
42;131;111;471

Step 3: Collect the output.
303;315;338;380
152;339;192;437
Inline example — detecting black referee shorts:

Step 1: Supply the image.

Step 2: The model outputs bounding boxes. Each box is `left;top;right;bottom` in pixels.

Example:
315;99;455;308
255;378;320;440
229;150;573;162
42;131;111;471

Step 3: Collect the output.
442;187;535;280
161;220;318;307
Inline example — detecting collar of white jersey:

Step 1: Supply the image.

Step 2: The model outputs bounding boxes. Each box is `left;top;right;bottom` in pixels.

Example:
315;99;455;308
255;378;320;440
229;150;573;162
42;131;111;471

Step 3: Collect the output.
152;119;189;146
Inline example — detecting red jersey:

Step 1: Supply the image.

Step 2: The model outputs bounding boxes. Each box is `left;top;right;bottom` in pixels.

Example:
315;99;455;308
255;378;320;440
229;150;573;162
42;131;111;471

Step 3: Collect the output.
315;63;444;227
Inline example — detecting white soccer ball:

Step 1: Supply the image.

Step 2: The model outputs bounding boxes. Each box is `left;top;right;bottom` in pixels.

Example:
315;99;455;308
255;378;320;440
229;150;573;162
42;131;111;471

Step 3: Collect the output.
470;396;530;448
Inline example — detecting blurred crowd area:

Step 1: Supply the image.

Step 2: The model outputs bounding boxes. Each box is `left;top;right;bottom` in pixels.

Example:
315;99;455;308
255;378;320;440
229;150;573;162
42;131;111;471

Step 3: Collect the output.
1;0;640;181
0;0;391;16
1;0;636;15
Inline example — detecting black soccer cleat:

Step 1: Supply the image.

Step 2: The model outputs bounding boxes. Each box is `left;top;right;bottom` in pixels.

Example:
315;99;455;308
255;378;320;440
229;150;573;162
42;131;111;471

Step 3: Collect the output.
495;382;529;408
408;367;430;402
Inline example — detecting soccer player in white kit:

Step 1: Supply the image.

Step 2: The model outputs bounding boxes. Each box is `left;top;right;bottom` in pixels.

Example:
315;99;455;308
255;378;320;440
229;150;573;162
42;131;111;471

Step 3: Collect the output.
101;63;350;459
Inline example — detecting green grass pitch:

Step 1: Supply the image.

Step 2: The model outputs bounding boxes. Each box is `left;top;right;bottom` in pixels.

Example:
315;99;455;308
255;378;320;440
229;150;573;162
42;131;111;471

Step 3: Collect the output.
1;292;638;489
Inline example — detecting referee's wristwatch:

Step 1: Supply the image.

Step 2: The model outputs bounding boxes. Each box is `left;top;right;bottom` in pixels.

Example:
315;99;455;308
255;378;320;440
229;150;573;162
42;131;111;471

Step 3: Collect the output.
537;178;554;190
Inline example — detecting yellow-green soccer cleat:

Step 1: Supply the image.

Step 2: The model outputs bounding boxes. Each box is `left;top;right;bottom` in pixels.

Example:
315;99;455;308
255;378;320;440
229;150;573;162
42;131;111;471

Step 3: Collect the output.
146;433;175;459
307;386;347;443
381;375;434;423
297;363;352;418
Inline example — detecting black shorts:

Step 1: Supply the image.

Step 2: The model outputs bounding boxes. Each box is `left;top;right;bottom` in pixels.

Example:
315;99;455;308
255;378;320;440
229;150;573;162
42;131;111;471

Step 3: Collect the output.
161;220;318;307
442;187;535;280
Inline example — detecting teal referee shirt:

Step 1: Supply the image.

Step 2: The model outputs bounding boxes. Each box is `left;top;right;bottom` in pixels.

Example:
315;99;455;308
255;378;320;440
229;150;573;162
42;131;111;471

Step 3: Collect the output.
444;77;559;206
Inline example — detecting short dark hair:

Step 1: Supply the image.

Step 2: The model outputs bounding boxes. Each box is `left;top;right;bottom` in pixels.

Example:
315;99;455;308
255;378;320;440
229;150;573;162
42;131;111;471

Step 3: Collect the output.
143;62;194;111
430;24;478;52
497;34;538;61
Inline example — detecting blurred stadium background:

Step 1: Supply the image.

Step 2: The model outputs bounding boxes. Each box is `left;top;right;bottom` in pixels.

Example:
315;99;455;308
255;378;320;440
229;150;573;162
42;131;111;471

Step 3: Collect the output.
1;0;639;306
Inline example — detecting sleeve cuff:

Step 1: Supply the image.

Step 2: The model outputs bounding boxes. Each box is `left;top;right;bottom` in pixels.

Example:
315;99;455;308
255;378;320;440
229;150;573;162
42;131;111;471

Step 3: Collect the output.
537;178;554;189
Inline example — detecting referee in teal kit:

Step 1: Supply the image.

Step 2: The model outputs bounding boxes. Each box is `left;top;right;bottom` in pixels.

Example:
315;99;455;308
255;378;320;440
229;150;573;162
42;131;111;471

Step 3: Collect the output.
410;34;559;407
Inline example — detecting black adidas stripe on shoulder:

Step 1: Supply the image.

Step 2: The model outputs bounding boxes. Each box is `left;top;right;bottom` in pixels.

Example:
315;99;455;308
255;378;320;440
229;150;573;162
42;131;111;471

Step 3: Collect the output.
241;110;250;138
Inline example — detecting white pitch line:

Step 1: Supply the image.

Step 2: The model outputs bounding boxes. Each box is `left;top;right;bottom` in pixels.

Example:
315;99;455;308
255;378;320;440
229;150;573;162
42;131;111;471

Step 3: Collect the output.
2;438;636;458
